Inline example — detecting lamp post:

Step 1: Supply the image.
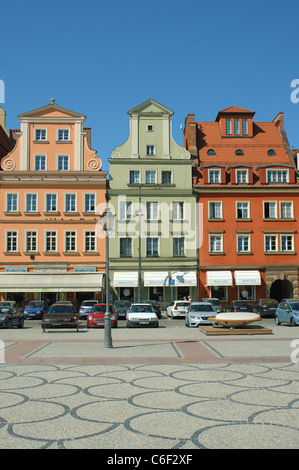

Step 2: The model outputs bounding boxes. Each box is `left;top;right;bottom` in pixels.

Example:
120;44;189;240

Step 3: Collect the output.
99;206;115;348
137;184;143;303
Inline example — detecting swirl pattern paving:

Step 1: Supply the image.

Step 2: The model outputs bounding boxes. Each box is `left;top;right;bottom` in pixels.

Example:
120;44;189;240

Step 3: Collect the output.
0;362;298;449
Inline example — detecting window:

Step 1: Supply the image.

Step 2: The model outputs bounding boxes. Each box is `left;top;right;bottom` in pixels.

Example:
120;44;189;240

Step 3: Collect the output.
45;231;57;252
25;194;38;213
161;171;172;184
209;201;222;219
84;194;96;212
281;235;294;252
6;193;18;212
146;145;155;155
280;202;293;219
146;237;159;257
267;169;288;184
26;231;37;252
172;201;184;220
85;231;96;252
242;119;248;135
6;231;18;252
173;237;185;256
268;149;276;156
236;169;248;184
119;201;132;220
147;125;154;132
146;201;158;220
120;238;132;257
129;170;140;184
65;194;77;213
264;201;277;219
58;155;69;171
236;202;249;219
208;169;221;184
234;119;240;135
35;129;47;141
207;149;216;156
209;235;223;253
237;235;250;253
65;231;77;252
45;194;57;212
265;235;278;252
145;170;156;184
57;129;69;141
235;149;244;156
210;286;227;301
35;155;46;171
238;285;254;300
225;119;231;135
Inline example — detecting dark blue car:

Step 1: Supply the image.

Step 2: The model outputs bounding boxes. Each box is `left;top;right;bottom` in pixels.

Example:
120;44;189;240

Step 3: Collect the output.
23;301;48;319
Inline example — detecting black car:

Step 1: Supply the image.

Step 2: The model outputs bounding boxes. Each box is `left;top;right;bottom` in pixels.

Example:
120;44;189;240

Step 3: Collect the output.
143;300;162;318
226;300;253;312
113;300;132;319
41;302;80;332
200;298;223;313
252;299;278;317
0;306;24;328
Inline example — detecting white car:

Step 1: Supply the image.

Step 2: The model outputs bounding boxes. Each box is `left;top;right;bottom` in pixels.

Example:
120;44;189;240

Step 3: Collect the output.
185;302;216;327
126;303;159;328
166;300;190;318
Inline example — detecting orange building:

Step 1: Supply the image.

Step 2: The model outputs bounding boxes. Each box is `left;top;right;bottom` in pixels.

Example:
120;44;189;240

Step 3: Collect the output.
0;100;107;306
184;106;298;304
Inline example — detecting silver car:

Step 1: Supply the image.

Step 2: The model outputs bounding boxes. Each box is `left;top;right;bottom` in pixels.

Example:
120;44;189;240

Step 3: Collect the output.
78;300;98;319
185;302;216;327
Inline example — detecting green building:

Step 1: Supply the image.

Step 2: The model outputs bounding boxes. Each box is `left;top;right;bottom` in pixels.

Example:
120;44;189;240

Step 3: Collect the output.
108;99;198;308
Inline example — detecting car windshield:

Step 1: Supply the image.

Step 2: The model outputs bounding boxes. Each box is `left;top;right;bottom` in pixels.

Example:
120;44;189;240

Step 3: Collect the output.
176;302;190;307
131;305;153;313
114;301;131;308
91;305;113;313
0;307;11;313
0;302;11;306
290;303;299;311
48;305;73;314
191;305;214;312
27;302;44;308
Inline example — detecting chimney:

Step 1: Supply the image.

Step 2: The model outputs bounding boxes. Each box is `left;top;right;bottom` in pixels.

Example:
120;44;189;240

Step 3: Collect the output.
184;114;197;158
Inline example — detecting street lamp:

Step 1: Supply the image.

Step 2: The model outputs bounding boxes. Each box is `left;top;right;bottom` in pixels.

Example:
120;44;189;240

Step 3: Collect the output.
99;206;115;348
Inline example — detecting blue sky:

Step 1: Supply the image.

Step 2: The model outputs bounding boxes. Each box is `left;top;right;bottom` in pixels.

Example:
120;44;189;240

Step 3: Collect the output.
1;0;299;171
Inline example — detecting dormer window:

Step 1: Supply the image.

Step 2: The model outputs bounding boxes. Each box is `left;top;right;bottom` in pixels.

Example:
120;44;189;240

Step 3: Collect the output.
234;119;240;135
207;149;216;156
225;119;231;135
235;149;244;156
242;119;248;135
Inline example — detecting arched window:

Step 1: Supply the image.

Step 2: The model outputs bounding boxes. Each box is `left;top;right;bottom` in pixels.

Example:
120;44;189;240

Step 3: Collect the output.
235;149;244;156
207;149;215;156
268;149;276;156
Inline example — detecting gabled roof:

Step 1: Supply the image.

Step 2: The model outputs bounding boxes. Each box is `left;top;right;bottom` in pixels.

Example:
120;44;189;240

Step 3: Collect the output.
128;99;173;116
216;106;255;121
18;100;86;120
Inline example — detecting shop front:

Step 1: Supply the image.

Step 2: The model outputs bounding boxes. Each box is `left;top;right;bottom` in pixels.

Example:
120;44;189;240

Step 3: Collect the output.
204;269;262;304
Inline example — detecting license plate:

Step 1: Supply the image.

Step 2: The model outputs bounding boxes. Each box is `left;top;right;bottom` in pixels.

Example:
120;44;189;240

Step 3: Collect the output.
140;321;149;324
29;313;35;316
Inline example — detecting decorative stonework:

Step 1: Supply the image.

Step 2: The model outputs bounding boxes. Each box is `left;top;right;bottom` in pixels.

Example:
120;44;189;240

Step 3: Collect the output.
1;157;16;171
87;158;101;171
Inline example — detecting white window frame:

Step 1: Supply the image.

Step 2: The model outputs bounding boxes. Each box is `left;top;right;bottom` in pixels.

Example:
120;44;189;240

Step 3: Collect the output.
34;128;47;141
147;124;154;132
84;230;97;252
234;119;240;135
172;201;185;220
25;230;38;253
242;119;248;135
146;201;159;220
25;193;38;213
236;201;250;219
237;234;251;253
173;236;185;256
45;230;58;253
235;169;248;184
208;169;221;184
209;201;222;219
264;201;277;219
145;170;157;184
129;170;140;184
225;119;231;135
265;234;278;252
64;230;77;252
6;192;19;213
161;170;173;184
34;154;47;171
119;200;132;220
45;193;58;213
280;201;293;219
281;234;294;252
84;193;97;213
146;237;159;257
56;128;70;142
146;145;155;155
64;193;77;213
119;237;133;258
209;234;223;253
5;230;18;252
57;154;70;171
267;169;289;184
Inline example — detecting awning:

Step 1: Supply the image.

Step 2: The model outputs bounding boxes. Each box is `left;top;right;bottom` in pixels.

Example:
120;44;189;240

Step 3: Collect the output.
144;272;169;287
171;271;197;286
234;270;261;285
206;271;233;286
0;273;104;292
113;272;138;287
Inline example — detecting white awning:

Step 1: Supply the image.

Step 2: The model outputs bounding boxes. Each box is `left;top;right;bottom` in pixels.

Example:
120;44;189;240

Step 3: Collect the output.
113;272;138;287
0;273;104;292
144;272;169;287
171;271;197;286
234;270;261;285
206;271;233;286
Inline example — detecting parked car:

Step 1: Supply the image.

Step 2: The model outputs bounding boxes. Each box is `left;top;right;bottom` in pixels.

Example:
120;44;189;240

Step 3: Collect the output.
200;298;223;313
275;300;299;326
113;300;132;319
78;300;99;319
225;300;253;312
0;301;23;314
87;304;117;328
41;302;80;332
252;299;278;317
126;303;158;328
185;302;217;327
143;300;162;318
23;301;48;320
166;301;190;318
0;306;24;328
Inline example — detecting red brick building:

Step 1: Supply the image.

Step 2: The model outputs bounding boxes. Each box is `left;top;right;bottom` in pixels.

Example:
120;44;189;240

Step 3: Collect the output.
184;106;298;304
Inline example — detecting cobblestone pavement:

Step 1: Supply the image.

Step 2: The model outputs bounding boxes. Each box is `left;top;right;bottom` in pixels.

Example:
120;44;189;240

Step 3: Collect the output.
0;319;298;449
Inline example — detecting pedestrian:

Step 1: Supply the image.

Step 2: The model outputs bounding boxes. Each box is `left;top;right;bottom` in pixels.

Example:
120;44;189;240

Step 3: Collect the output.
188;295;192;303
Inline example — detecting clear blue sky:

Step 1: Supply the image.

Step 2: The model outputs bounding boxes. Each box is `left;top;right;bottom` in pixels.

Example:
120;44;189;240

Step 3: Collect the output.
1;0;299;171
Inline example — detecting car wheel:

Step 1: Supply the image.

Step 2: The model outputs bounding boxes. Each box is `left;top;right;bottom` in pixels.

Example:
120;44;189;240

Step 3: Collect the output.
275;316;281;325
290;317;296;327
